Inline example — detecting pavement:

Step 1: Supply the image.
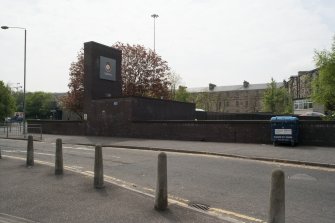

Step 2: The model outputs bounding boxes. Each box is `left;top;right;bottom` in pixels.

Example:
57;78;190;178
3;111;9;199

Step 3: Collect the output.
35;134;335;168
0;158;233;223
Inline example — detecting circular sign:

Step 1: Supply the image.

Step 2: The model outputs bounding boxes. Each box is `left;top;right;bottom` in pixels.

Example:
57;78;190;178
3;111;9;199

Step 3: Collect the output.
105;62;112;73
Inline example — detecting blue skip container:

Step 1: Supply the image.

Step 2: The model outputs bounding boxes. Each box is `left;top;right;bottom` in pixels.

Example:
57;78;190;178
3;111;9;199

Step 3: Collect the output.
270;116;299;146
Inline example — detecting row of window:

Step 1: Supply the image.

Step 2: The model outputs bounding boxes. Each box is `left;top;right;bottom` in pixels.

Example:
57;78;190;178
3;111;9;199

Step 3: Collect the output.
224;100;250;107
294;99;313;110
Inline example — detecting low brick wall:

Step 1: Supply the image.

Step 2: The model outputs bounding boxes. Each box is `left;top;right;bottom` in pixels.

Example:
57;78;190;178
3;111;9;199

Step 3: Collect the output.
27;119;335;146
299;121;335;146
130;120;335;146
27;120;86;136
131;120;271;144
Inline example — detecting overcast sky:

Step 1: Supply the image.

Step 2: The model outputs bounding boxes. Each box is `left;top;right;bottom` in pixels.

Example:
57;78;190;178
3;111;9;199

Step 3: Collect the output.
1;0;334;92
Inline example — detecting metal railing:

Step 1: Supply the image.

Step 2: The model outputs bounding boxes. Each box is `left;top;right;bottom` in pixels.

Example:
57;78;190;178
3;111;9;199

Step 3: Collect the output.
27;124;43;140
0;122;42;140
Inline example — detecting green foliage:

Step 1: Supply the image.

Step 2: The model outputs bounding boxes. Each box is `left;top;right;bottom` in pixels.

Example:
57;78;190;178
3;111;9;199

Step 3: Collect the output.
26;92;54;119
322;111;335;121
189;92;222;111
312;36;335;111
174;86;190;102
262;78;293;114
12;91;24;112
0;81;16;121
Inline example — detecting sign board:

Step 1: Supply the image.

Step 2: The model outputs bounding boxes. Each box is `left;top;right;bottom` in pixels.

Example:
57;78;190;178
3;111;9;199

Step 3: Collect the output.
275;129;292;135
99;56;116;81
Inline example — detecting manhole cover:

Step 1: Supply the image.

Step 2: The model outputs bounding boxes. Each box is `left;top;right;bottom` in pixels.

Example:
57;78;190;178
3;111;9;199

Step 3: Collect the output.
188;202;210;211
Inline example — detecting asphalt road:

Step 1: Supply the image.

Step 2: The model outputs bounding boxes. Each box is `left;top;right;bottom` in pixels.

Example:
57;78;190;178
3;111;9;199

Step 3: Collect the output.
1;139;334;223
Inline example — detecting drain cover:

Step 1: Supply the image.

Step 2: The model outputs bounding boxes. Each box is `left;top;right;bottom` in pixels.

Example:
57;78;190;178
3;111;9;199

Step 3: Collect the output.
188;202;210;211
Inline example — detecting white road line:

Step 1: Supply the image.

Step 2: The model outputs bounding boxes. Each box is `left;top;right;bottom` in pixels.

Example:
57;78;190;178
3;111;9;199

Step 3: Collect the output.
0;213;38;223
70;147;94;151
35;152;54;156
2;150;54;156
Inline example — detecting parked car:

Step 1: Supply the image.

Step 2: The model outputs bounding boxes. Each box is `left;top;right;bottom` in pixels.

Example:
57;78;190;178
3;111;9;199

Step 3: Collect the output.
299;112;325;117
5;116;24;123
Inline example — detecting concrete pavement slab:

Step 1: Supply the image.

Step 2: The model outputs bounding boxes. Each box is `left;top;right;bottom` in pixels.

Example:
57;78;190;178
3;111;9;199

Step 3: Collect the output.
0;157;230;223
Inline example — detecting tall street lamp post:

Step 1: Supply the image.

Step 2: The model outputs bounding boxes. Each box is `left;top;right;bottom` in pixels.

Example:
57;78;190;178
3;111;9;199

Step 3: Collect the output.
1;25;27;136
151;14;159;53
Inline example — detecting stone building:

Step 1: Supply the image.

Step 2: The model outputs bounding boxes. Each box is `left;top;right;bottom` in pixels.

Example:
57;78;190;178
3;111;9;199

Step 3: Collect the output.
287;69;324;114
188;81;283;113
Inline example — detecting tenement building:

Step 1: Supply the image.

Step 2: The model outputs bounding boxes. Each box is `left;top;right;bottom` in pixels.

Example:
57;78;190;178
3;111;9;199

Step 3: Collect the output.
287;69;324;114
187;81;283;113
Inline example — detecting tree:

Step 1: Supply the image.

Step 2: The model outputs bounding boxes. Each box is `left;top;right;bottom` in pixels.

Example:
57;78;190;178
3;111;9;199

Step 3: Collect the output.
12;91;24;112
312;36;335;112
0;81;16;121
174;86;190;102
62;43;172;118
113;42;171;98
26;92;54;119
262;78;293;114
60;50;84;119
169;72;182;99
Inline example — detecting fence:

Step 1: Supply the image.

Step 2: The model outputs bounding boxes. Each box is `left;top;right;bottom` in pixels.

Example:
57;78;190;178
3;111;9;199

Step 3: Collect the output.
0;122;42;140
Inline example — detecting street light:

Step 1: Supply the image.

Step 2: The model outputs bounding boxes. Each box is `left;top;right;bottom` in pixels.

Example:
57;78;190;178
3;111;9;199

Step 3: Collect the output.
1;25;27;136
151;14;159;53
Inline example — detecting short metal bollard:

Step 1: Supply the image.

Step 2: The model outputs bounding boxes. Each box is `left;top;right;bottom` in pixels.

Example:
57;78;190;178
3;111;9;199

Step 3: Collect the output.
94;145;104;189
26;135;34;167
268;169;285;223
154;152;168;211
55;138;63;175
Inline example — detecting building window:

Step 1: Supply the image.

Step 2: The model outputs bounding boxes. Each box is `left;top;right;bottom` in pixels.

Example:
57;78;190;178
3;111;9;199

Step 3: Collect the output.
294;99;313;110
236;101;239;107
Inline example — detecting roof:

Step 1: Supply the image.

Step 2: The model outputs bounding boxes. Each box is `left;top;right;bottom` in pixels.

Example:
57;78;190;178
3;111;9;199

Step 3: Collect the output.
187;82;283;93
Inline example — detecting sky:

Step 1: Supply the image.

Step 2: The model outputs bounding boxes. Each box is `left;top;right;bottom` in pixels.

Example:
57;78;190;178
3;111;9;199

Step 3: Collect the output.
0;0;335;93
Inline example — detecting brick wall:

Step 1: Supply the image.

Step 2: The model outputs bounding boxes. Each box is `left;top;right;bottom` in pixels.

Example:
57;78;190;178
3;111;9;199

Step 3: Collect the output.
28;119;335;146
27;120;86;136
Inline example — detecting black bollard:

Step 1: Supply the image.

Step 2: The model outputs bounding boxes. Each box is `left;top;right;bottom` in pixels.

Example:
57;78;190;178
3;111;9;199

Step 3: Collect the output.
268;170;285;223
94;145;104;189
26;135;34;167
55;138;63;175
154;152;168;211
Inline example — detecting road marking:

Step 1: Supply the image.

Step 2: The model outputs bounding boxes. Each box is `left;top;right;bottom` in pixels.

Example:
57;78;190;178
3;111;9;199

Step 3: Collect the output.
2;150;26;154
70;147;94;151
63;146;73;149
35;152;54;156
289;173;317;181
2;150;54;157
0;213;38;223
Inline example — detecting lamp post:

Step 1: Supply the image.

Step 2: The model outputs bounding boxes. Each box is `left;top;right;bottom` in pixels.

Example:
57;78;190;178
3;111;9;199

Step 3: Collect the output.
1;25;27;136
151;14;159;53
